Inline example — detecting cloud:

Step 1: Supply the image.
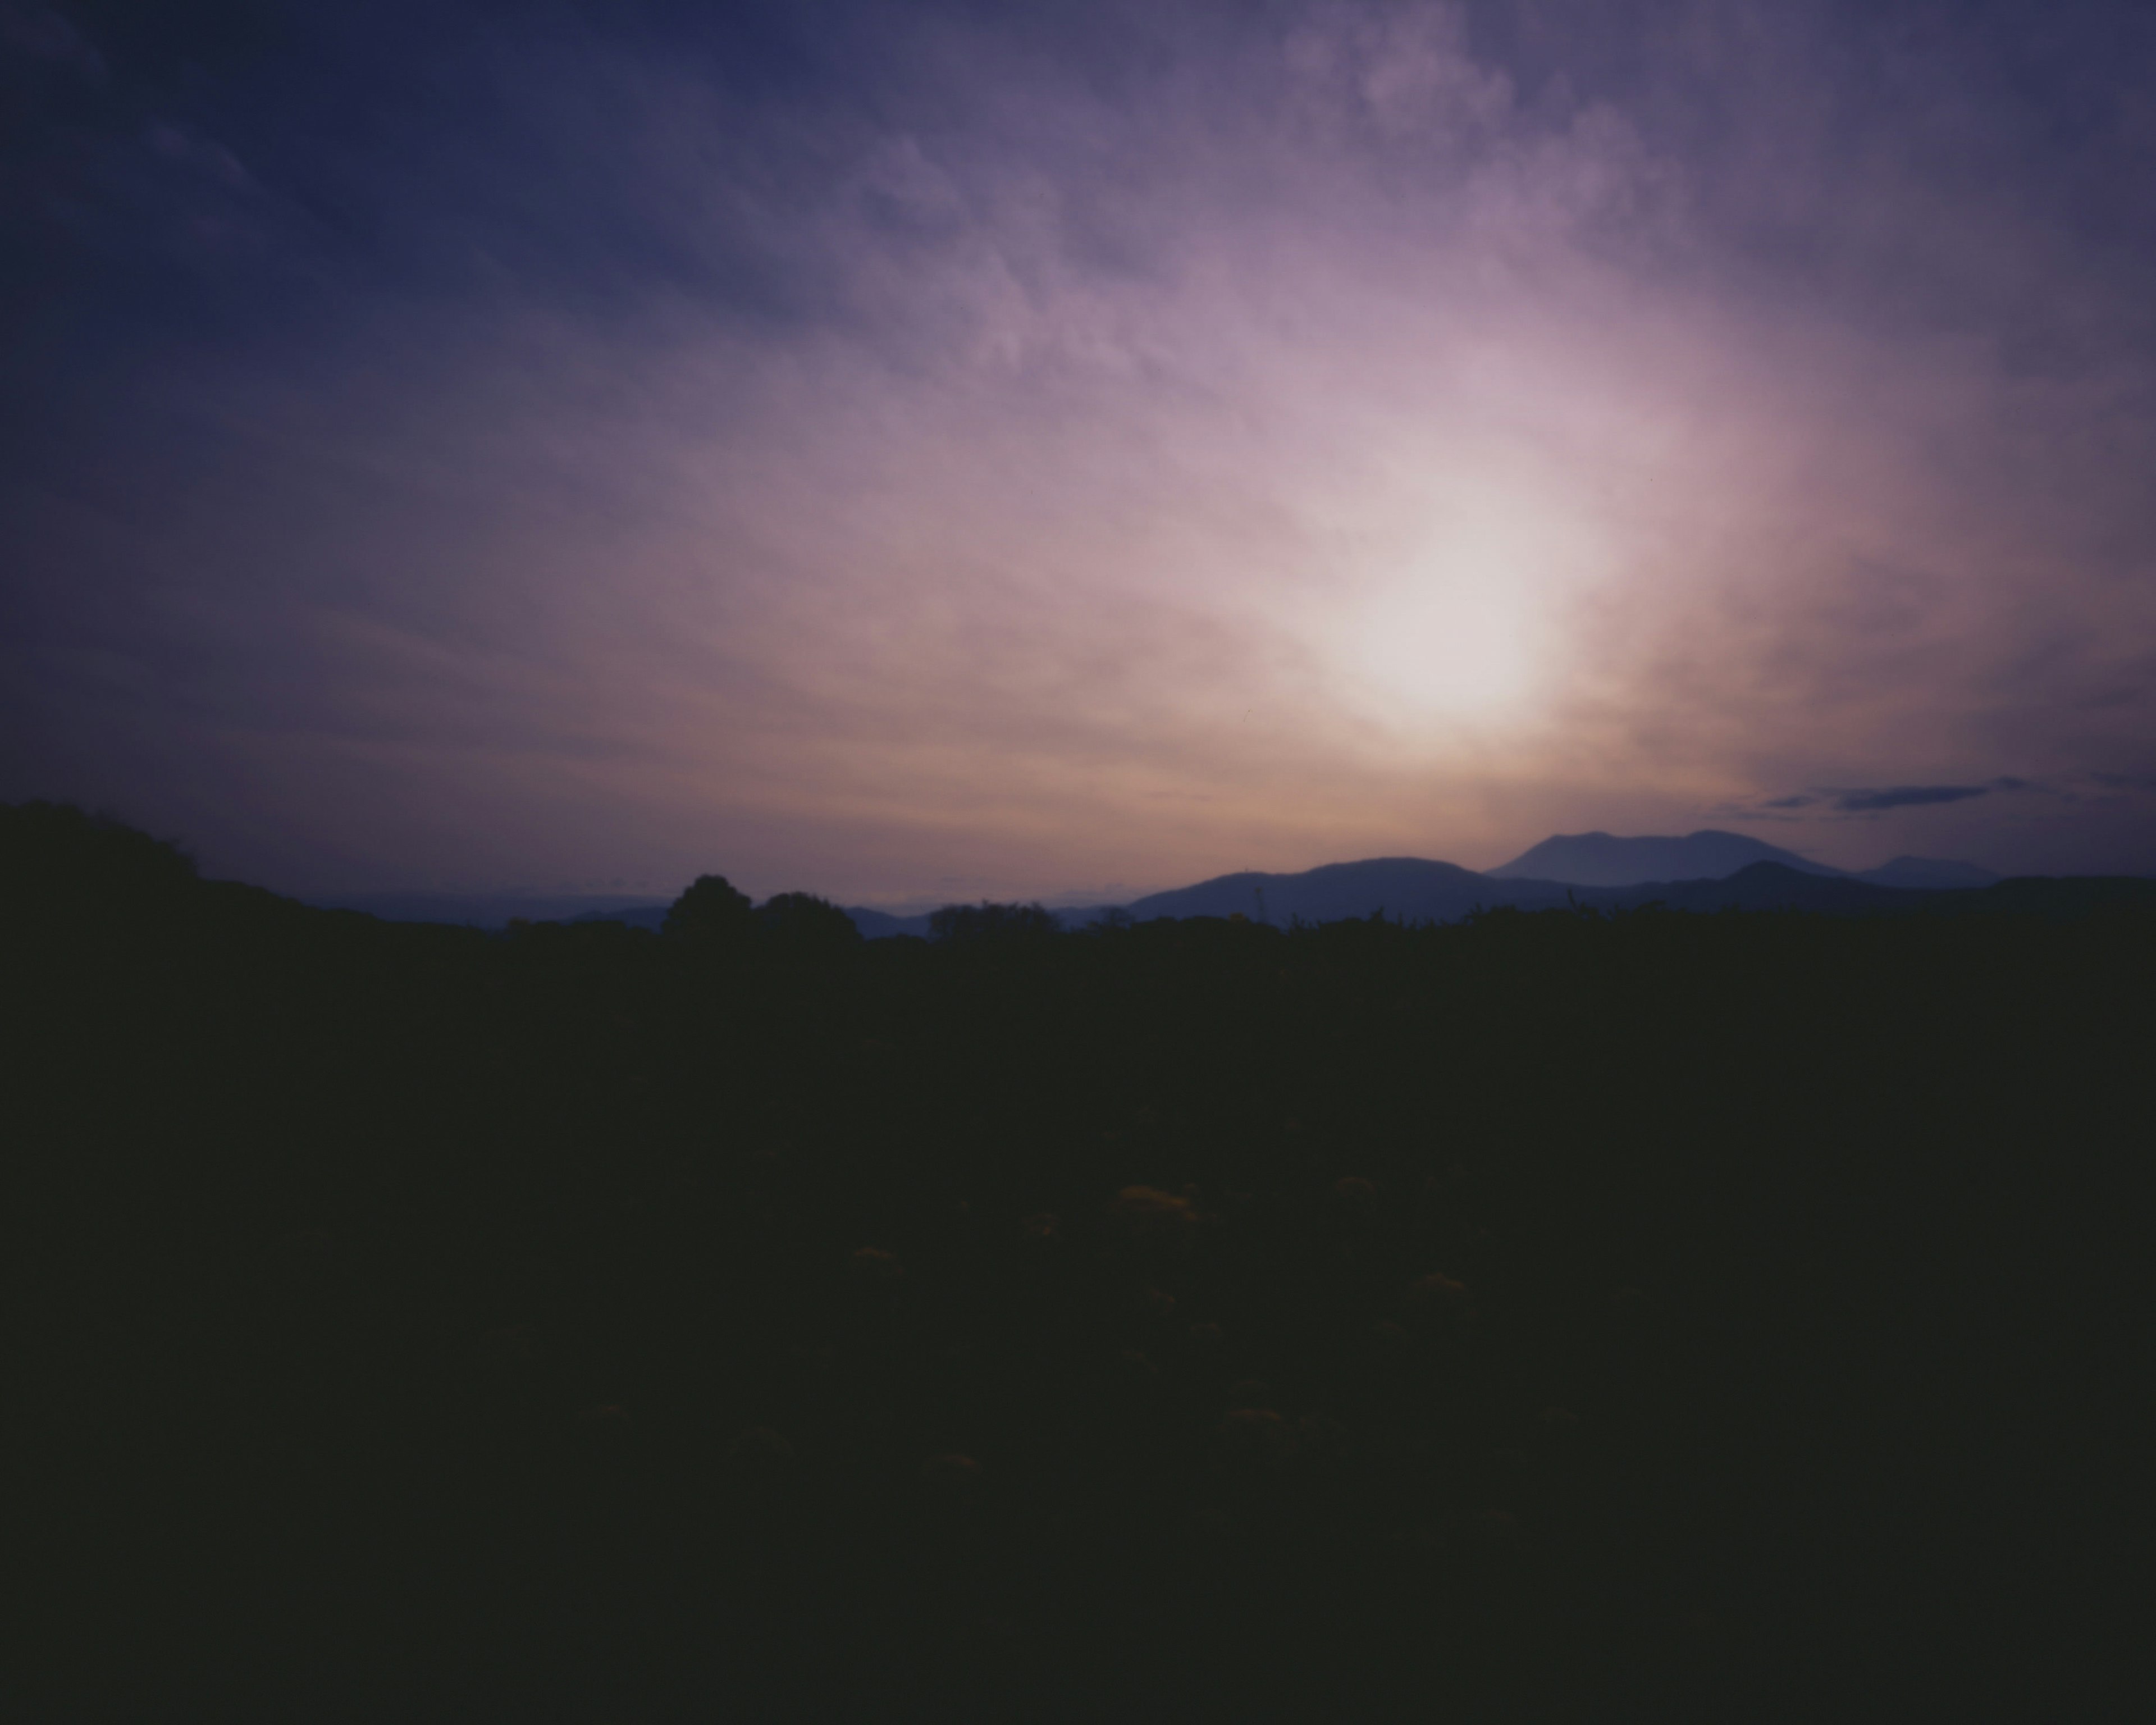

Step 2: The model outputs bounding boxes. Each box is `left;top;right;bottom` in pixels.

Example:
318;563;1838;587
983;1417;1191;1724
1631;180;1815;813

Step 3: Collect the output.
6;2;2156;891
1825;785;1994;813
1817;778;2039;813
1721;775;2054;823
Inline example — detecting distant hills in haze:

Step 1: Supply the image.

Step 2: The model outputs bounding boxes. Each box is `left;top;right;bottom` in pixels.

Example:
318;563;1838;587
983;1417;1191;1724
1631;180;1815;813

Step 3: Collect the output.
1850;855;2003;891
1116;857;1497;925
1487;828;2003;890
841;859;1540;938
843;832;2018;938
304;829;2061;937
1489;829;1839;885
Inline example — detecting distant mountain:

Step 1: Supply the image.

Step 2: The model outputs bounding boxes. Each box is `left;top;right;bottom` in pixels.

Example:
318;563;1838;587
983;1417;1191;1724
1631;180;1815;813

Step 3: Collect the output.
1852;856;2002;891
339;861;2153;943
1109;856;1567;927
570;904;669;933
1580;861;1912;916
843;906;937;940
838;844;2037;942
1572;863;2156;920
838;859;1565;940
1488;829;1844;887
1925;875;2156;919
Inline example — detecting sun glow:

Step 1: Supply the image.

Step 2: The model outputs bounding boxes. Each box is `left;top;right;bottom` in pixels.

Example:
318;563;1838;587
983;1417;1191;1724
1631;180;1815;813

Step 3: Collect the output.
1318;486;1609;737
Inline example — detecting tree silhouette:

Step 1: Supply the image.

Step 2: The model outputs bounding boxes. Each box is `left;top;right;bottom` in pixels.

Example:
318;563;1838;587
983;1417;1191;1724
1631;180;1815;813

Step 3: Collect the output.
926;900;1059;942
755;891;862;952
661;873;755;943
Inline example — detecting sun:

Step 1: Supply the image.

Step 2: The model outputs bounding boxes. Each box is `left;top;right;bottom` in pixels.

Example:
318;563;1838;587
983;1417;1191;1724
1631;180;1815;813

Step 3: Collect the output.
1322;493;1604;736
1340;563;1539;723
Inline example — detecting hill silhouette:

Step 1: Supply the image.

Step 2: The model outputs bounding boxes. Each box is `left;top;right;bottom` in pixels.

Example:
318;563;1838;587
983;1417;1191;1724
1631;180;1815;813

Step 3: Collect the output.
1572;859;1913;915
1488;828;1843;885
302;834;2011;938
1574;861;2156;920
847;852;2102;940
1853;855;2003;890
1109;855;1564;925
843;903;937;939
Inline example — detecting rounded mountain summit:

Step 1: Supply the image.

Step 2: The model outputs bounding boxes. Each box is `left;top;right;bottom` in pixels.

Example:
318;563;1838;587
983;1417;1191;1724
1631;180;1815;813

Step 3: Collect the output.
1486;830;1845;889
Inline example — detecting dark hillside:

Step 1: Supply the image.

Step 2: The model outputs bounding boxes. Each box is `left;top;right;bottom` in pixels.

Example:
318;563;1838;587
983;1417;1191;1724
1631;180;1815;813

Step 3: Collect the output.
1487;829;1843;885
3;805;2149;1718
1581;860;1915;915
1114;855;1533;925
1854;855;2003;890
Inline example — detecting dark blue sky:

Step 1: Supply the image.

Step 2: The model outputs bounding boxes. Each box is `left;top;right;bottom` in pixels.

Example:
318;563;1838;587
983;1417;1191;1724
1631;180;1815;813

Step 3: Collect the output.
7;1;2156;900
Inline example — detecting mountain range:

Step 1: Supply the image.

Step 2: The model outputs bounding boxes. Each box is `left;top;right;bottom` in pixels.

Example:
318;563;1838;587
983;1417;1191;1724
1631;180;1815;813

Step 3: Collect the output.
844;831;2015;938
1488;829;2003;890
310;829;2049;936
1489;829;1837;884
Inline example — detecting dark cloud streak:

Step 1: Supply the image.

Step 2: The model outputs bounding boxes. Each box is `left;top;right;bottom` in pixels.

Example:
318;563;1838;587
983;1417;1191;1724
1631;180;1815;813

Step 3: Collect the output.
1826;784;1995;814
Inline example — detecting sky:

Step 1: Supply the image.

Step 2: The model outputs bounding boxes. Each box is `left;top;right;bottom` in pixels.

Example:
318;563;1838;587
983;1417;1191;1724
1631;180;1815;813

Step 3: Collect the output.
6;0;2156;906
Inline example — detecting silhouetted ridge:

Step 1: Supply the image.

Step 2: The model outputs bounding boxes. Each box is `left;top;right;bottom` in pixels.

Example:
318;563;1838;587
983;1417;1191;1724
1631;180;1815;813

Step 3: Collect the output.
1586;860;1911;914
1488;828;1842;886
1059;856;1552;930
1854;855;2003;890
843;852;2144;939
842;904;935;940
2;798;197;914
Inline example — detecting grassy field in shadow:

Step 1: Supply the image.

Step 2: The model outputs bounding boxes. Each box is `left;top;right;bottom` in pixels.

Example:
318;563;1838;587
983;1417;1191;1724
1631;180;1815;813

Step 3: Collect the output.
5;802;2148;1718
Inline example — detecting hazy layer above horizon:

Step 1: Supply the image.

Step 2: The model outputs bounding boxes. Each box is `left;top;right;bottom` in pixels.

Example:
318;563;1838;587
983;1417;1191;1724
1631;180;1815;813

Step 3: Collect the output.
288;829;2048;932
5;2;2155;901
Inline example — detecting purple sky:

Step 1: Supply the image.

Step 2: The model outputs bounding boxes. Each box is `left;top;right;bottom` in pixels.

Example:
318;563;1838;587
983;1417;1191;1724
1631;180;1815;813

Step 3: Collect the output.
6;1;2156;904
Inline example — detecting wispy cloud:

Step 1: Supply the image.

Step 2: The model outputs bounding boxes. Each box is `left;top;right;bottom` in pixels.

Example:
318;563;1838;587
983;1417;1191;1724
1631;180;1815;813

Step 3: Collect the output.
1826;783;2002;813
6;2;2156;891
1726;777;2044;819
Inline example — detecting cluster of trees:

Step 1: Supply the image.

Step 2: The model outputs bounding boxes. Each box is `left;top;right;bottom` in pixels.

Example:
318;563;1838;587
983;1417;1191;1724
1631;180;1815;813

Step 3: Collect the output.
661;878;1068;950
925;900;1061;942
4;801;2147;1716
656;873;863;952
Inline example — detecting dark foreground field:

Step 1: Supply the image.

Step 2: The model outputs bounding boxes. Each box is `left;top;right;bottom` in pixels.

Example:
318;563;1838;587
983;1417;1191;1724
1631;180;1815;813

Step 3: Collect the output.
4;806;2150;1719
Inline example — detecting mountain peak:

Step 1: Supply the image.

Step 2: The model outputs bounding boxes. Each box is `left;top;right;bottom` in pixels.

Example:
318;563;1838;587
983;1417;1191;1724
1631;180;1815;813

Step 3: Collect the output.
1488;829;1843;888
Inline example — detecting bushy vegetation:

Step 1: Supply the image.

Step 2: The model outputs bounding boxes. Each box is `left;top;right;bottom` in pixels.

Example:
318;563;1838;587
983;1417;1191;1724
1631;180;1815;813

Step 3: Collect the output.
4;802;2147;1717
928;900;1061;942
